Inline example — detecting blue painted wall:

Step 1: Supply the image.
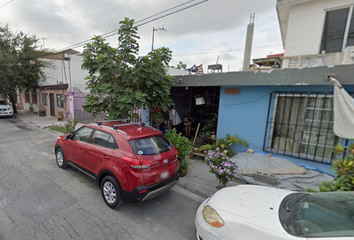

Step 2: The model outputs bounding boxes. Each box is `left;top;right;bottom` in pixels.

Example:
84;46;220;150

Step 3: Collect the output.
217;85;354;152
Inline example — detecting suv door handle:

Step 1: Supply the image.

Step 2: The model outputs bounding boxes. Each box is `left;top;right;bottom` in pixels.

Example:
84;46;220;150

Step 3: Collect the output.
103;155;109;160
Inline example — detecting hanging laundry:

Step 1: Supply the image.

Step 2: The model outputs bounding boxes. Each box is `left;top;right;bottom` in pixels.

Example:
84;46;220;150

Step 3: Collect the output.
329;77;354;139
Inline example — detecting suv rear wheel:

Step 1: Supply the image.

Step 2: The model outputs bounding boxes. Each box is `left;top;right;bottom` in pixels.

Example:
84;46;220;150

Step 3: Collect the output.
101;176;122;209
56;148;68;169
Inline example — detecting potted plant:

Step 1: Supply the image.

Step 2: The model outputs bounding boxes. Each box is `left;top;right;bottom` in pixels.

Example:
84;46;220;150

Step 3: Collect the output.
205;149;238;189
57;110;64;120
150;109;165;129
165;129;192;177
29;103;33;112
199;134;249;157
38;105;46;116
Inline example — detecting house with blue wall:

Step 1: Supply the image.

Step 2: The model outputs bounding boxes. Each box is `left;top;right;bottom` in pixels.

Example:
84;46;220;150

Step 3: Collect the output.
171;64;354;165
170;0;354;167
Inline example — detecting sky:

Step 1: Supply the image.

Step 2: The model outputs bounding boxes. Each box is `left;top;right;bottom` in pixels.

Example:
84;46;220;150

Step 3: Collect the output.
0;0;284;72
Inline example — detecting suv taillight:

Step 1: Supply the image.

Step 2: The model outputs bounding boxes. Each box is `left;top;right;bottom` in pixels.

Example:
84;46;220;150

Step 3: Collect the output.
122;156;152;169
172;154;178;163
172;150;178;163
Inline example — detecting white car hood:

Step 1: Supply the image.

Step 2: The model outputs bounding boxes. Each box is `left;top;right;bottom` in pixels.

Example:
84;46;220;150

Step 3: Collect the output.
207;185;293;234
0;104;11;108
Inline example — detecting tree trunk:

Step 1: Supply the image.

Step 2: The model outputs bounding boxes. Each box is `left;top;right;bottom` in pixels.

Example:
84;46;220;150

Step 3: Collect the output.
8;94;17;114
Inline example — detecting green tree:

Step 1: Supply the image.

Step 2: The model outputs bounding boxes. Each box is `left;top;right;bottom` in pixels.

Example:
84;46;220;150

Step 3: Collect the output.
177;61;187;70
172;61;187;70
0;24;50;113
82;18;173;119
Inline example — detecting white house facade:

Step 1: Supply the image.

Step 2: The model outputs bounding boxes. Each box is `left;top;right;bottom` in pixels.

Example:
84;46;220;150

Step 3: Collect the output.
277;0;354;68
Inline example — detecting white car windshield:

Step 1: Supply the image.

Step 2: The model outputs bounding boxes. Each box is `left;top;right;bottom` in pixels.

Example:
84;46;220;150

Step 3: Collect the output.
279;192;354;238
0;100;8;105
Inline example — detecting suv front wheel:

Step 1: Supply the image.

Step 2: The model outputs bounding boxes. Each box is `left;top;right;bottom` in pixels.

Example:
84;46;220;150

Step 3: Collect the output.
56;148;68;169
101;176;122;209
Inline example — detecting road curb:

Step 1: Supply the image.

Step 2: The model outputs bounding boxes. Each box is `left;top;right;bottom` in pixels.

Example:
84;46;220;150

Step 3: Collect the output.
44;127;65;137
176;177;245;200
176;177;215;199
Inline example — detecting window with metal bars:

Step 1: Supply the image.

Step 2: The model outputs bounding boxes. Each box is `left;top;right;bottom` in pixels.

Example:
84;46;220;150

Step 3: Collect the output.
56;94;63;108
42;93;48;106
263;93;340;164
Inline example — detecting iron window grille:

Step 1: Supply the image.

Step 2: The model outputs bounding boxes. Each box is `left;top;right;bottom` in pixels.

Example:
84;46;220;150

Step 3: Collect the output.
42;93;48;106
56;94;63;108
263;92;340;164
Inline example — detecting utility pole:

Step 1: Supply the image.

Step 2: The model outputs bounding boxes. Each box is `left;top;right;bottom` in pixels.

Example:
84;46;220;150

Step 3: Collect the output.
151;26;167;51
242;13;255;71
42;38;46;48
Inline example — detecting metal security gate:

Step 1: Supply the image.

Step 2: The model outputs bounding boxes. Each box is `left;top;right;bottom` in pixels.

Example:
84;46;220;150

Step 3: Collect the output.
263;92;339;164
73;92;106;124
72;92;142;124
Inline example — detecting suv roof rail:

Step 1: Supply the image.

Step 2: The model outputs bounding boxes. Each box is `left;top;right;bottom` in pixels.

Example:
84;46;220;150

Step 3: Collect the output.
99;124;128;135
117;129;128;135
113;122;142;130
112;122;158;130
97;119;131;126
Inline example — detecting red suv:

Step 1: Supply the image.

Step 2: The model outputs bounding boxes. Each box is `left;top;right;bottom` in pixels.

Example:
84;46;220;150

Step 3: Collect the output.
54;120;179;209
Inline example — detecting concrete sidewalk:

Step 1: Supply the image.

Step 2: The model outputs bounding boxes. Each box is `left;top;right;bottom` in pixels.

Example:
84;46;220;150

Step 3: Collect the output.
178;158;243;199
15;111;239;200
16;111;84;133
17;111;66;128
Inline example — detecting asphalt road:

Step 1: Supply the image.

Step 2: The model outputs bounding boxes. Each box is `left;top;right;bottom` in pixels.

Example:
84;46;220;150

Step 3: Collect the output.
0;116;203;240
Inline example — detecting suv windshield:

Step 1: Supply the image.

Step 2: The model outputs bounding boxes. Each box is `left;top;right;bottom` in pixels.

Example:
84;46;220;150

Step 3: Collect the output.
0;100;8;105
279;192;354;238
129;135;171;156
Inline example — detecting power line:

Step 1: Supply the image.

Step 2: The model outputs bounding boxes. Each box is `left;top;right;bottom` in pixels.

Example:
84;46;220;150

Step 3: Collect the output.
226;29;247;54
54;0;134;42
173;44;283;56
0;0;15;9
59;0;205;50
100;0;200;37
104;0;210;38
57;0;210;51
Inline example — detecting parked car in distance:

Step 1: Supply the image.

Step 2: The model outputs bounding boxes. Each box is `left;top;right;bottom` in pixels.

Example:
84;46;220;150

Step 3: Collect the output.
54;120;179;209
0;100;13;117
195;185;354;240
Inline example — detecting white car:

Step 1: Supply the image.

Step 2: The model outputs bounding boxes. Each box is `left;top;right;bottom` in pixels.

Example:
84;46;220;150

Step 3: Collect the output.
0;100;13;117
195;185;354;240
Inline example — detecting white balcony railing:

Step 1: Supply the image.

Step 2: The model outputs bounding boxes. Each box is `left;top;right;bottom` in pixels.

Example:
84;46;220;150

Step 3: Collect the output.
282;46;354;69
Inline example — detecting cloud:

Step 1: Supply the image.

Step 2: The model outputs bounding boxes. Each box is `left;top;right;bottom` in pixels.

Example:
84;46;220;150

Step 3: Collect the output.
55;11;66;20
0;0;282;72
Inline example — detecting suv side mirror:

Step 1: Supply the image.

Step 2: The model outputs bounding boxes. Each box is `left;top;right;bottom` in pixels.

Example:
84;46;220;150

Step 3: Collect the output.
65;134;73;140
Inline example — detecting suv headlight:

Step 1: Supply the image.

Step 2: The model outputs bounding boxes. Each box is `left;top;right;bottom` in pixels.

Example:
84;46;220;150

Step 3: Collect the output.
202;205;225;228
